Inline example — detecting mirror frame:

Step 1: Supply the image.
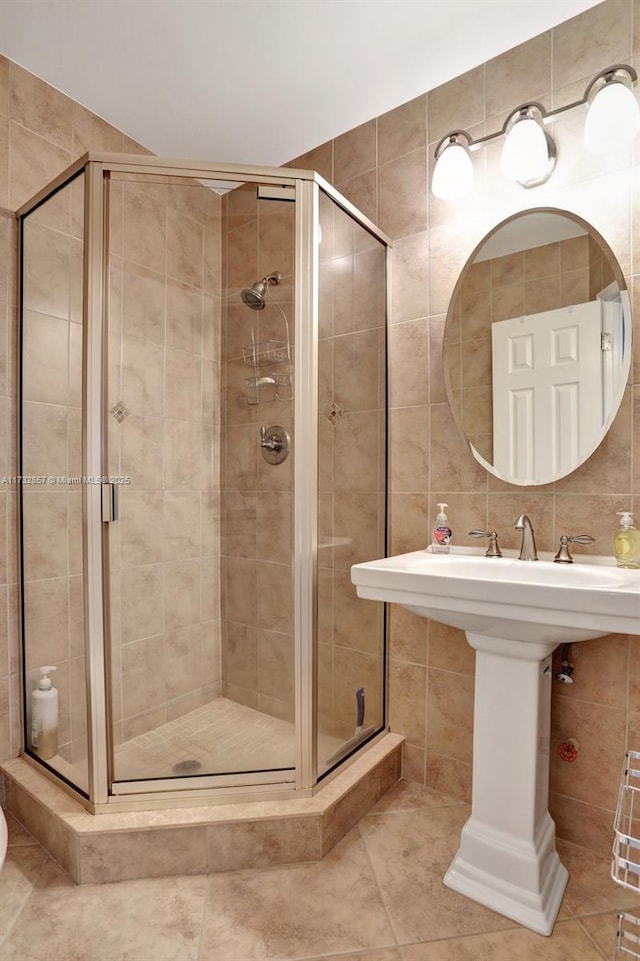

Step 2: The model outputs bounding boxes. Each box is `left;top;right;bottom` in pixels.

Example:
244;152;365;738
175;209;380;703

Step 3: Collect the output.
443;206;631;486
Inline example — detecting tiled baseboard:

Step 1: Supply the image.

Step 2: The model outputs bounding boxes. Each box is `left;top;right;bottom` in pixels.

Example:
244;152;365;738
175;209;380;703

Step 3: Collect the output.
0;733;402;884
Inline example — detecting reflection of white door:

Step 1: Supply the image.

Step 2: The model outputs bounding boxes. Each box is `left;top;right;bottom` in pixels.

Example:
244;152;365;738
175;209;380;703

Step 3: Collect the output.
492;302;602;483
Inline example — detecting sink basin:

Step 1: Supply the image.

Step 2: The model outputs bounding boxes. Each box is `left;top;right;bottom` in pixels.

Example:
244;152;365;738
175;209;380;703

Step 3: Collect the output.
351;547;640;936
351;548;640;647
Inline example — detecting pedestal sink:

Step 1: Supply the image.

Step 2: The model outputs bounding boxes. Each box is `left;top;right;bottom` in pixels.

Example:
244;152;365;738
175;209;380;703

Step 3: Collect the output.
351;547;640;935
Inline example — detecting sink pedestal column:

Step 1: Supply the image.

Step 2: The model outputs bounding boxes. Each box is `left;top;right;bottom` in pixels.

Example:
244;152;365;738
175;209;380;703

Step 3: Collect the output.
443;633;568;936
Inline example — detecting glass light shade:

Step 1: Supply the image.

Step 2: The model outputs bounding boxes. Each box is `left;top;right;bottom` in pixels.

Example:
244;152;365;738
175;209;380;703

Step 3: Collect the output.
584;79;640;154
432;141;474;200
501;116;550;185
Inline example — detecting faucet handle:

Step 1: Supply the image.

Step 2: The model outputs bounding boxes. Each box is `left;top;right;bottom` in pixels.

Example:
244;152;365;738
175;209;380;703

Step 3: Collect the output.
469;529;503;558
554;534;595;564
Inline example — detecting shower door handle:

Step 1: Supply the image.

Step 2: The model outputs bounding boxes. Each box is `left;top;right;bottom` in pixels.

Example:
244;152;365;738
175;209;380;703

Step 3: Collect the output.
101;482;118;522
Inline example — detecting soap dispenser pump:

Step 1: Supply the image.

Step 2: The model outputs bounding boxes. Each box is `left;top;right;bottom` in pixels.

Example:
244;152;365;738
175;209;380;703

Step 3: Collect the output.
613;511;640;569
431;503;452;554
31;665;58;760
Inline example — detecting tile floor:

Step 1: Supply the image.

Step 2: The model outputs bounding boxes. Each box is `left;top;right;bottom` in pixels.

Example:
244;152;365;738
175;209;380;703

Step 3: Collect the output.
0;778;637;961
113;699;303;780
55;698;344;784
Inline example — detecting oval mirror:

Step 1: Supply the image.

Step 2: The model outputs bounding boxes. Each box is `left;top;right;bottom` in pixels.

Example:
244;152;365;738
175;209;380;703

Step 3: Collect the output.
444;207;631;486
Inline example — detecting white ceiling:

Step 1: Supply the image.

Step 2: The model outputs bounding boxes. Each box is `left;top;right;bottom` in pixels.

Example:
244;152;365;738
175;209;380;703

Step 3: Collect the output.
0;0;602;168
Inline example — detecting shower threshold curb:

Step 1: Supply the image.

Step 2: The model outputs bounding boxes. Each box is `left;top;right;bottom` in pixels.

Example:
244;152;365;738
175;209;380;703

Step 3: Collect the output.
1;733;403;884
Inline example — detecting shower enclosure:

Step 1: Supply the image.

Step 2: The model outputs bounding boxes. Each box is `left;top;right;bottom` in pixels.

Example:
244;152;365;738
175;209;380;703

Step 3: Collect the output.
17;154;390;809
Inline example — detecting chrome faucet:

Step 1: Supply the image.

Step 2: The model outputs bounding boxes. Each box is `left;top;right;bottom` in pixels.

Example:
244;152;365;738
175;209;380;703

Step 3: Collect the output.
514;514;538;561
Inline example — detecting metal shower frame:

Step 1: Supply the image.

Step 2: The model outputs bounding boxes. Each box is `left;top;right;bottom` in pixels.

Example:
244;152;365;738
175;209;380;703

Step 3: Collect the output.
16;153;392;812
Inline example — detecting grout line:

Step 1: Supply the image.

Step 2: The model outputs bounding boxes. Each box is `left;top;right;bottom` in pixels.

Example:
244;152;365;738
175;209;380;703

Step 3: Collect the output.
355;813;403;950
573;912;616;961
364;800;468;818
0;845;51;951
194;872;209;961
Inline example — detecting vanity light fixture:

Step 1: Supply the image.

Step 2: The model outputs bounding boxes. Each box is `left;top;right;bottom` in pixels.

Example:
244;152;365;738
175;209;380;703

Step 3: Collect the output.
431;62;639;199
431;131;474;200
584;65;640;154
501;105;556;187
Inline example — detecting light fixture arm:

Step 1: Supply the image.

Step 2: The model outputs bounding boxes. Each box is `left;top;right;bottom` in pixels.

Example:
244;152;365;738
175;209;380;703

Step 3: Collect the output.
501;102;548;134
583;63;638;105
433;129;474;159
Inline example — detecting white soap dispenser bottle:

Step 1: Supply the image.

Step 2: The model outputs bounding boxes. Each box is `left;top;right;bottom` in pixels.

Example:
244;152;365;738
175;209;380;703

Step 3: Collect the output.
431;503;452;554
31;666;58;760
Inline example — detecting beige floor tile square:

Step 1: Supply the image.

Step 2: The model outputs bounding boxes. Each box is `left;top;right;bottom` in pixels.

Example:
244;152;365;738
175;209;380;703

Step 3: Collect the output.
0;846;48;946
199;830;396;960
0;860;206;961
358;806;516;943
366;778;464;815
559;839;640;917
580;909;635;960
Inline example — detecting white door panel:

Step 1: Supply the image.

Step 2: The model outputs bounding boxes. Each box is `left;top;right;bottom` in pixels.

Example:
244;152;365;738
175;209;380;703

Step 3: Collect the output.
492;302;602;483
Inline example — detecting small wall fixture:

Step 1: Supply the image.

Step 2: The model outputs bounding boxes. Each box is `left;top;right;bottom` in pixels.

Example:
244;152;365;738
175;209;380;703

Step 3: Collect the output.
501;105;556;188
432;63;640;199
432;131;474;200
584;66;640;154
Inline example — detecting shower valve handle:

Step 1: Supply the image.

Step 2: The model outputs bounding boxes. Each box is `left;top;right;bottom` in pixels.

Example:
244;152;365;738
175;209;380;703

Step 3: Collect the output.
259;425;290;465
260;425;282;452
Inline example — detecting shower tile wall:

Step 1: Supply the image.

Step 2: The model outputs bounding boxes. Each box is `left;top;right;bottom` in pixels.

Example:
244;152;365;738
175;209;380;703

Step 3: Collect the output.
287;0;640;854
221;184;295;724
107;174;222;750
220;183;387;746
316;192;386;742
0;60;159;770
20;175;87;783
0;0;638;855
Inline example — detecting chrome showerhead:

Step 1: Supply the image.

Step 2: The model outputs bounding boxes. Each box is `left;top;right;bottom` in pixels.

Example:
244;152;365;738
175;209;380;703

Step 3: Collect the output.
240;271;282;309
241;283;267;309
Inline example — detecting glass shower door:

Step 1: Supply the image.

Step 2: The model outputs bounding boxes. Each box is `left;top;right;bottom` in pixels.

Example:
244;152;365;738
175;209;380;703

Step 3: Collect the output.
220;182;296;771
105;170;296;785
316;189;387;777
19;170;90;795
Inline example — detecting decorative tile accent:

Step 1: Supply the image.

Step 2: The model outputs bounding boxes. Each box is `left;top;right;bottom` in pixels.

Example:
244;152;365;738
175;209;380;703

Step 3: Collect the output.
109;400;130;423
326;403;344;426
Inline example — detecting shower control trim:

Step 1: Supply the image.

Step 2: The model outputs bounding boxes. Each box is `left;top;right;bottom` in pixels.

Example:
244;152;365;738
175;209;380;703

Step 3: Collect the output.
260;425;290;465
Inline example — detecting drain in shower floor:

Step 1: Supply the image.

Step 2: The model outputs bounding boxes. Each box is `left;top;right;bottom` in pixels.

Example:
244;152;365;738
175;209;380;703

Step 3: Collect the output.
172;759;203;775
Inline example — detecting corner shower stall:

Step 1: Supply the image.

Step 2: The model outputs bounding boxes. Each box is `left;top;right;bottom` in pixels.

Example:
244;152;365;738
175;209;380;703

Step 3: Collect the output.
17;154;390;809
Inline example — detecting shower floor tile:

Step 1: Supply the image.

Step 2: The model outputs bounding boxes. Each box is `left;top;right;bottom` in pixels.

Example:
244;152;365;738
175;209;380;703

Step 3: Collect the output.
112;698;343;782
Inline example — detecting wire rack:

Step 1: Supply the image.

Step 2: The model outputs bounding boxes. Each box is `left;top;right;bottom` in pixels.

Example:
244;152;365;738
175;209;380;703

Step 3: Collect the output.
242;340;289;368
614;913;640;960
612;752;640;958
613;751;640;891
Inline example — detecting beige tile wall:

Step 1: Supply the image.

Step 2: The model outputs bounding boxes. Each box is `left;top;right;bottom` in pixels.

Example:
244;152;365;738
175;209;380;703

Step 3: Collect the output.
20;174;88;782
288;0;640;853
221;184;296;722
316;193;387;746
107;172;223;751
0;59;152;765
0;60;227;770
